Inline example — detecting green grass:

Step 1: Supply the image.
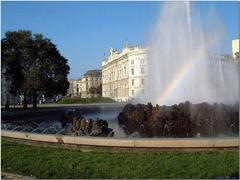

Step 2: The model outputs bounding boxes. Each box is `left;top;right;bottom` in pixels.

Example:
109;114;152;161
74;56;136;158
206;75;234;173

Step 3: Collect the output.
57;97;116;104
1;140;239;179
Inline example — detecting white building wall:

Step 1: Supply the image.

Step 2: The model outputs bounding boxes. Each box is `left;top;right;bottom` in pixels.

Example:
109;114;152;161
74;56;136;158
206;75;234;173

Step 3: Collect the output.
232;39;239;60
128;48;148;100
102;45;148;102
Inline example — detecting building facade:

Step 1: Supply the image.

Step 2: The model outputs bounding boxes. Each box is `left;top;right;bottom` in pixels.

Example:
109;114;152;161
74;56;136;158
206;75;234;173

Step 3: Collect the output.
102;44;148;102
67;69;102;98
232;39;240;60
67;79;78;97
80;70;102;98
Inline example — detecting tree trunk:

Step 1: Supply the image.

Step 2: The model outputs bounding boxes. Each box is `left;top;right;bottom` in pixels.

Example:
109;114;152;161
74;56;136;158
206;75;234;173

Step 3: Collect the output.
23;92;28;109
5;100;9;111
5;93;10;110
13;96;15;109
32;91;38;109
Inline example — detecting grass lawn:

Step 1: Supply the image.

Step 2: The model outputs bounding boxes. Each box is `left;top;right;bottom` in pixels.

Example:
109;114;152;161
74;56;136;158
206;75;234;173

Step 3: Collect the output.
1;140;239;179
57;97;116;104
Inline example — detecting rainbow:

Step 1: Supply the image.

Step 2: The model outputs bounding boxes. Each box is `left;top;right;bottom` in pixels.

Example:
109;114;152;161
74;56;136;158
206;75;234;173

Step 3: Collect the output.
157;34;220;105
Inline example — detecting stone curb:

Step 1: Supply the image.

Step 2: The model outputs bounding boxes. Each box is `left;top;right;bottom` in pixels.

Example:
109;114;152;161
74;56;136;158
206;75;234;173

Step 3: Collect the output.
2;130;239;149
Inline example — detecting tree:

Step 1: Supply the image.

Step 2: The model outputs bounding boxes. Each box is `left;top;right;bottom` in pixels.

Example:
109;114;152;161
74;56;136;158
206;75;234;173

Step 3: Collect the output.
89;87;97;97
97;84;102;96
26;34;70;108
1;30;32;108
1;30;70;108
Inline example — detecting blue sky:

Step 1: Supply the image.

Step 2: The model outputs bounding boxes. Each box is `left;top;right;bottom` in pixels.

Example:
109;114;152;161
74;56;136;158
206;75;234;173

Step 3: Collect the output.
1;1;239;79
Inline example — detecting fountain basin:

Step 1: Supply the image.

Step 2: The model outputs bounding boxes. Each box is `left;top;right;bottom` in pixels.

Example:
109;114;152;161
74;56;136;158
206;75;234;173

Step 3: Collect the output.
2;130;239;152
1;104;125;136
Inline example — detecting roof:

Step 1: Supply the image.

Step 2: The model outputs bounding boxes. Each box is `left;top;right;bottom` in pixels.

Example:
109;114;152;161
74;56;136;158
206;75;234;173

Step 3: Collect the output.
84;69;102;77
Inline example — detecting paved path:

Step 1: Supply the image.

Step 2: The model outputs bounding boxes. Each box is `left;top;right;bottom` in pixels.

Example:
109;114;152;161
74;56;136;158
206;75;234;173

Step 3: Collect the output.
2;102;126;109
1;103;125;116
38;102;126;107
1;172;35;179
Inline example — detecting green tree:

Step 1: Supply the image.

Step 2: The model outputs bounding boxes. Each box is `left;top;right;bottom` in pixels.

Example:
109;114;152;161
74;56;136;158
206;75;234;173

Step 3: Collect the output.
97;84;102;96
89;87;97;98
1;30;70;109
27;34;70;108
1;30;32;108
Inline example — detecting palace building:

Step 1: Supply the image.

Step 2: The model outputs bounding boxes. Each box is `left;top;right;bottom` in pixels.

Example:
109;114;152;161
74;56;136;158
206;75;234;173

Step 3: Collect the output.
232;39;239;60
68;69;102;98
102;44;148;102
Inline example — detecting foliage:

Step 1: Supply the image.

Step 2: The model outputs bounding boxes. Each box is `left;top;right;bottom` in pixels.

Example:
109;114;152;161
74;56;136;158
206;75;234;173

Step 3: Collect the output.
88;86;97;94
1;30;32;97
97;84;102;95
1;140;239;179
1;30;70;108
58;97;115;104
88;84;102;96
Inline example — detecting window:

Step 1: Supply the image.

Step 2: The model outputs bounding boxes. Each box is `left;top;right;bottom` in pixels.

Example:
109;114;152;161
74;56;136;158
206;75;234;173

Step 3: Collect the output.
132;79;134;86
142;89;145;94
141;67;145;74
141;59;145;64
131;60;134;65
141;78;145;85
124;66;126;73
132;90;134;95
131;68;134;75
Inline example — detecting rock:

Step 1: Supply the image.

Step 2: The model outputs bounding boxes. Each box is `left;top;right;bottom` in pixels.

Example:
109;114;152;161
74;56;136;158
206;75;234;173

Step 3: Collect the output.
118;102;239;137
60;109;114;137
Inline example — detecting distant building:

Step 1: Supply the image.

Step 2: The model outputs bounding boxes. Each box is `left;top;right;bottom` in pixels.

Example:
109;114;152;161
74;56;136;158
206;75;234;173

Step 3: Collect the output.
67;79;77;97
67;69;102;98
232;39;240;60
208;53;233;64
80;70;102;98
102;44;148;102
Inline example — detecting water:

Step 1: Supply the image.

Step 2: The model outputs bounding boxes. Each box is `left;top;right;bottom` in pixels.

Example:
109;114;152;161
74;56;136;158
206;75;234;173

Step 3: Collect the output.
1;110;127;138
140;2;239;105
2;119;64;134
2;108;238;138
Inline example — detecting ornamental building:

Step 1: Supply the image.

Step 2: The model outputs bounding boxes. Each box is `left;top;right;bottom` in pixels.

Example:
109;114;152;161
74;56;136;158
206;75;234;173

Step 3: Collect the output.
68;69;102;98
102;44;148;102
232;39;239;60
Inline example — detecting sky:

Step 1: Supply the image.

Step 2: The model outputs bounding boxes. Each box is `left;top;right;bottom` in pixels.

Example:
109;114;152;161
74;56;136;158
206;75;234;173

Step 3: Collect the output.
1;1;239;79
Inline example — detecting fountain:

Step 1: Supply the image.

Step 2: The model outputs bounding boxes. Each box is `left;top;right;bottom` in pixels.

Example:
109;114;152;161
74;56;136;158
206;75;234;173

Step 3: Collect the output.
163;124;170;137
118;102;239;137
140;2;239;106
1;2;239;152
116;2;239;138
139;124;146;137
